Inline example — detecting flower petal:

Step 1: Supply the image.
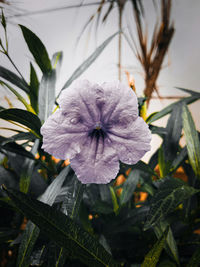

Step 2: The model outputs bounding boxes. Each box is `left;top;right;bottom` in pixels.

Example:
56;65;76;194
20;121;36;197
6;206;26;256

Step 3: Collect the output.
41;109;88;159
107;116;151;164
101;81;139;126
59;79;104;126
70;137;119;184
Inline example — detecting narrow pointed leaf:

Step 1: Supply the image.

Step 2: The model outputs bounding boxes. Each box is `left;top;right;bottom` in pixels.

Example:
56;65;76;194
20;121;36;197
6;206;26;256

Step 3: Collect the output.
52;51;63;75
182;104;200;178
19;139;39;193
17;166;70;267
175;87;200;97
154;222;179;264
141;229;168;267
150;125;168;137
20;25;52;73
0;140;35;159
0;65;29;93
109;186;119;214
163;103;183;161
147;94;200;124
170;146;187;173
120;169;140;205
30;63;39;113
0;80;35;113
60;31;119;94
0;108;41;136
1;9;6;28
5;188;120;267
38;70;56;122
59;174;85;266
61;174;85;219
2;132;36;143
144;177;199;230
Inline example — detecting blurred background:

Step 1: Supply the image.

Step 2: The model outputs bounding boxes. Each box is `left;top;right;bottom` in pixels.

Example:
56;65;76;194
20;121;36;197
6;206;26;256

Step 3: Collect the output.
0;0;199;160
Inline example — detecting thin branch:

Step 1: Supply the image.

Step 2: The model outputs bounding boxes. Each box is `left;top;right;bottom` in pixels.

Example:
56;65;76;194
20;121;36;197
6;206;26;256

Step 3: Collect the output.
7;2;109;19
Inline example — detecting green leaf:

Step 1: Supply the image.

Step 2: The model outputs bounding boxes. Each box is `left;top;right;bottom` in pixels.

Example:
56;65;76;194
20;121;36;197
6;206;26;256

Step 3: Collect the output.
59;174;85;267
17;166;71;267
52;51;63;74
0;140;35;159
170;146;187;173
5;132;36;143
99;184;112;205
154;221;179;264
158;147;170;178
5;188;120;267
0;108;41;137
30;63;39;114
20;25;52;74
61;174;85;219
163;103;183;161
59;31;119;96
149;125;168;137
1;9;6;28
182;104;200;178
147;94;200;124
0;80;35;113
144;177;199;230
175;87;200;97
109;186;119;214
19;139;39;193
38;70;56;122
141;228;168;267
0;132;36;147
134;161;158;177
120;169;140;205
0;65;29;93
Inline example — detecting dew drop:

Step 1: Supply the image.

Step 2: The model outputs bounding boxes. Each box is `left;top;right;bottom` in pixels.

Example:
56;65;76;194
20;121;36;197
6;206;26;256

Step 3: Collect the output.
70;118;79;124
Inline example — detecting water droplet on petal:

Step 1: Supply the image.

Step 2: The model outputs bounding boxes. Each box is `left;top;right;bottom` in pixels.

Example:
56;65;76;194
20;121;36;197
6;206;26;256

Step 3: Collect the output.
70;118;79;124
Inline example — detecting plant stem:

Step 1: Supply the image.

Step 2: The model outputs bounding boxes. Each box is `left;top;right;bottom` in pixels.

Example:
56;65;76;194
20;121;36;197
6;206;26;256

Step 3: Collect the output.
4;51;28;84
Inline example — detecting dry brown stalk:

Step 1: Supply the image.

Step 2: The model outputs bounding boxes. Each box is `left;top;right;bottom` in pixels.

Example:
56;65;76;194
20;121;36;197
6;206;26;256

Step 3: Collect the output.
131;0;174;105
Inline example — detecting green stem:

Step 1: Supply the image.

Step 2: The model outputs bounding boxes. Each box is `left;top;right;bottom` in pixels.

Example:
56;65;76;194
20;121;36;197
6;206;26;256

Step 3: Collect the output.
4;51;28;84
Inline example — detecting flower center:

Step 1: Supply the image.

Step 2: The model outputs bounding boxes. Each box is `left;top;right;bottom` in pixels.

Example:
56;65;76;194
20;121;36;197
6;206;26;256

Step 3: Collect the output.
95;122;101;130
89;123;106;140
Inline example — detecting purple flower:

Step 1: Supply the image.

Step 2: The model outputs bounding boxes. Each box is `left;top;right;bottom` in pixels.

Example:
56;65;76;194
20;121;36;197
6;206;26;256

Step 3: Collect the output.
41;80;151;184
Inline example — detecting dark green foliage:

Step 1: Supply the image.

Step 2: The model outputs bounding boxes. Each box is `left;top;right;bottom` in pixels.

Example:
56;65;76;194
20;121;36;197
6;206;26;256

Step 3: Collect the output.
141;228;168;267
144;177;199;230
0;108;42;136
4;187;120;267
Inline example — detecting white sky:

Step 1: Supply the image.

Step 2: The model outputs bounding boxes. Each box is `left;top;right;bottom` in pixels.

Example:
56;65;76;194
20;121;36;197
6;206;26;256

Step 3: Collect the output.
0;0;199;160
